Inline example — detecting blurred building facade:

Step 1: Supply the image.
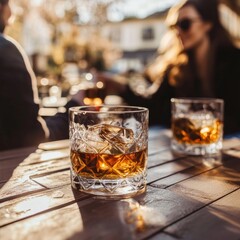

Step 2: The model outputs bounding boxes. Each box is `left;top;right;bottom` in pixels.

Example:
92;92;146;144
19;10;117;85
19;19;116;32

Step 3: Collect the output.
98;11;168;73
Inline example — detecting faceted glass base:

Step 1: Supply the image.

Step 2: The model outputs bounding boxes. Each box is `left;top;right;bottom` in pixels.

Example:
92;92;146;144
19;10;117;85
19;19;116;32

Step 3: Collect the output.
71;169;147;199
171;138;222;156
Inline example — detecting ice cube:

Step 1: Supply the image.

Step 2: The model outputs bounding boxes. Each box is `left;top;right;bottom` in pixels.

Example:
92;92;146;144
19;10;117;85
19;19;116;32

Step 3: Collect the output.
82;124;111;153
187;111;216;129
123;117;142;138
99;124;133;142
173;117;202;141
174;117;195;131
99;124;134;154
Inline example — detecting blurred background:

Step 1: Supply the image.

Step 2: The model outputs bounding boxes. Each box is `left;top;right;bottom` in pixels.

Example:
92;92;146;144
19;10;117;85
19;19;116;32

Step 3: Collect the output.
6;0;240;115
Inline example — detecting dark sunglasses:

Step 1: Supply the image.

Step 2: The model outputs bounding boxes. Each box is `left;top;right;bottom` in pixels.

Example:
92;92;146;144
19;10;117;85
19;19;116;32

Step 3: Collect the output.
170;18;199;32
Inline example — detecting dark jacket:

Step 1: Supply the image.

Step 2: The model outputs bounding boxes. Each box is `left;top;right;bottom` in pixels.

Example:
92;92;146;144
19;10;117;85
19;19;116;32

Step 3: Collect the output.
0;34;77;150
123;46;240;135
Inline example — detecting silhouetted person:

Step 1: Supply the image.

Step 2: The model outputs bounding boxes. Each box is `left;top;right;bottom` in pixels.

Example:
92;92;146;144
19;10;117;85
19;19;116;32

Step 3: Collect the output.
0;0;82;150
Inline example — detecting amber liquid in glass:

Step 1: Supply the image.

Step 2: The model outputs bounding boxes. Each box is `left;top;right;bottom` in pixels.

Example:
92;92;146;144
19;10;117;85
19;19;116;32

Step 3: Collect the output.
70;149;147;179
172;117;222;145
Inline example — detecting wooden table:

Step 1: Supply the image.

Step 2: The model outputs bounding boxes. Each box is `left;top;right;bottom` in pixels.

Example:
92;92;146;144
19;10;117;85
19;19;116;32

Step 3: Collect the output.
1;129;240;240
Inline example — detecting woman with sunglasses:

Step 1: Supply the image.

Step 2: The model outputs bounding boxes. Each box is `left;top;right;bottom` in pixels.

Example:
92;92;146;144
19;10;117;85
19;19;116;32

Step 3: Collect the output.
122;0;240;135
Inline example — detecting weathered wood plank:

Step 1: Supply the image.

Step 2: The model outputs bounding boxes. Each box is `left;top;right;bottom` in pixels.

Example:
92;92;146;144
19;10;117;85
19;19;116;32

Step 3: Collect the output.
147;158;202;184
148;233;178;240
0;147;36;161
0;184;88;227
0;147;36;183
168;157;240;203
7;158;70;181
0;179;45;203
151;153;240;189
0;148;69;184
223;138;240;150
147;128;172;155
0;131;240;240
150;164;212;189
31;170;71;189
0;159;26;183
38;139;69;151
224;148;240;158
148;128;171;140
0;160;70;202
20;148;69;165
0;151;71;202
147;149;185;168
0;186;205;240
148;139;170;155
163;189;240;240
1;183;239;240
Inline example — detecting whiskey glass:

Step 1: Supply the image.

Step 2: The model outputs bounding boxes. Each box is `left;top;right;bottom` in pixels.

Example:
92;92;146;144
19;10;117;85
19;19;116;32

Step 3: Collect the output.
69;105;149;198
171;98;224;156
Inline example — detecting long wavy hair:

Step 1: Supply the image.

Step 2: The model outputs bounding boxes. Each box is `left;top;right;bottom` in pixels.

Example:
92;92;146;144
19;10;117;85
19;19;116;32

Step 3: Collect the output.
0;0;9;33
145;0;234;92
0;0;8;4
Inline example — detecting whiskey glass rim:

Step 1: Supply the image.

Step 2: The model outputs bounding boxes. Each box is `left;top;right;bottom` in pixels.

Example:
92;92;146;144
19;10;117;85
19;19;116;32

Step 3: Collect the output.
69;105;149;114
171;97;224;104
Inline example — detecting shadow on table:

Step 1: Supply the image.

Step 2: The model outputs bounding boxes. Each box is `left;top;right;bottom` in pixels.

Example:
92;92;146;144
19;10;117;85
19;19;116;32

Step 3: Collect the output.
209;154;240;186
0;146;37;185
69;183;240;240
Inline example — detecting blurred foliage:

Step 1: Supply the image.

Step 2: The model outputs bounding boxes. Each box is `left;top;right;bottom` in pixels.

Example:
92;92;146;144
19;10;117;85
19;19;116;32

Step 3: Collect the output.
7;0;122;77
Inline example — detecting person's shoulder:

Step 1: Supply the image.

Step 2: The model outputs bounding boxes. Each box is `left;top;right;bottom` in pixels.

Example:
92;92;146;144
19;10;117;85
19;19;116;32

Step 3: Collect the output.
0;34;20;54
0;34;14;46
0;35;27;64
